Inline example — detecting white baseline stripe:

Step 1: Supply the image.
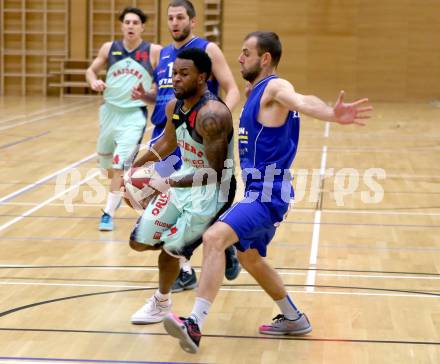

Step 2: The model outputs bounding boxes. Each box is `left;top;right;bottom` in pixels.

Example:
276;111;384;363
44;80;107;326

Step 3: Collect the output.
0;99;91;125
2;203;440;218
0;281;436;299
0;125;153;231
306;124;329;292
1;265;440;280
306;210;320;292
0;100;97;131
222;287;438;299
0;124;153;205
0;153;97;204
317;209;440;217
0;172;100;233
308;211;321;267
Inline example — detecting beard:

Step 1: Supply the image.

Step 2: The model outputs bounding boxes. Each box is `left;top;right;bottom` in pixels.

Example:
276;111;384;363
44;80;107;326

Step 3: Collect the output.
174;83;198;100
242;63;262;83
171;24;191;42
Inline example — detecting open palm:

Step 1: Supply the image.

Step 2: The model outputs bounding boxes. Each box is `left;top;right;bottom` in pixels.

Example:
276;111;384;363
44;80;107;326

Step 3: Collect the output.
334;90;372;126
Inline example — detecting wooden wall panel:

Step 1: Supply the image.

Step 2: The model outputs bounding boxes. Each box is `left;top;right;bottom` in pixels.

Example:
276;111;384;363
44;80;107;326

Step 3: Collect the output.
222;0;258;92
407;0;440;100
356;0;408;101
258;2;308;91
223;0;440;102
70;0;87;59
2;1;439;100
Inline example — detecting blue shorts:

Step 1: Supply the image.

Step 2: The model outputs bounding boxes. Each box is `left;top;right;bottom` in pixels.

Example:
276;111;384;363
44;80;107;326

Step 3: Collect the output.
219;190;290;257
149;123;182;177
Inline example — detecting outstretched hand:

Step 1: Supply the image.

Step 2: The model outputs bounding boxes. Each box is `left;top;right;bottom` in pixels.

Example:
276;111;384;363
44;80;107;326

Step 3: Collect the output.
333;90;372;126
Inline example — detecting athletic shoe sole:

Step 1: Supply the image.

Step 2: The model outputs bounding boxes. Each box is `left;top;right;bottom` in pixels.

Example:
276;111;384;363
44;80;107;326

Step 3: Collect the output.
163;314;198;354
259;325;312;335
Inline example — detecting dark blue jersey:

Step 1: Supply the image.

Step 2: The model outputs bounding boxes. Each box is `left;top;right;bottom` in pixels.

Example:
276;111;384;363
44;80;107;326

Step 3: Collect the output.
107;40;154;73
150;37;220;131
238;75;300;197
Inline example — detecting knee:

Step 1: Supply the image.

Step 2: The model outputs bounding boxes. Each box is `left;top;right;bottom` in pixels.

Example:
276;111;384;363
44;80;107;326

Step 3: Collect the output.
203;228;228;254
129;240;149;252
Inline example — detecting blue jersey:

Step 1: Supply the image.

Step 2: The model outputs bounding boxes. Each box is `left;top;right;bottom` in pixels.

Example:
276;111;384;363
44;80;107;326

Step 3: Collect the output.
238;75;300;198
150;37;220;134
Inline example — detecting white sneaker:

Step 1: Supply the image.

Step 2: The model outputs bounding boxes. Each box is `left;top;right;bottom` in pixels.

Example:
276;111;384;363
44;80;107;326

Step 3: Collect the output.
131;296;172;324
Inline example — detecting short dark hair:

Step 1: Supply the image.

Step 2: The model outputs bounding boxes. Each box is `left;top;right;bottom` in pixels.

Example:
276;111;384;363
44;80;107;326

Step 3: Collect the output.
168;0;196;19
245;31;282;67
177;48;212;80
119;7;147;24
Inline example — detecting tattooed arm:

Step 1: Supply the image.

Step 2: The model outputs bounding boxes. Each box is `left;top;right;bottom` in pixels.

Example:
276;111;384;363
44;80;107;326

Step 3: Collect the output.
168;100;232;188
197;101;232;176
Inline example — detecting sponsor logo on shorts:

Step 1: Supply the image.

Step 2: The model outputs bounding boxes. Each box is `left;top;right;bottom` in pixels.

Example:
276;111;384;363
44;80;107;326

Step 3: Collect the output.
151;192;170;216
168;226;178;236
153;232;162;240
154;220;172;228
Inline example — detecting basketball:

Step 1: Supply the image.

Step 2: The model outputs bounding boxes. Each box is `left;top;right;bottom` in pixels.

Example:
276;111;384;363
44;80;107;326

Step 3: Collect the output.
122;164;159;210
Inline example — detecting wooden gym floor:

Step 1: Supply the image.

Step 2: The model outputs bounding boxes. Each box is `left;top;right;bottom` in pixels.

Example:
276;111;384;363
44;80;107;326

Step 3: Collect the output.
0;96;439;364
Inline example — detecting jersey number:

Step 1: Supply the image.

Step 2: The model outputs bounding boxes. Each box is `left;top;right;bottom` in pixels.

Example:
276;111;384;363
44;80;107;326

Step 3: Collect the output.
167;62;174;78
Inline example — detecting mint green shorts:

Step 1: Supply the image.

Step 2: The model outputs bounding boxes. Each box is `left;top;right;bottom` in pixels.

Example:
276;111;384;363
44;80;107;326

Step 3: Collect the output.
130;183;227;258
97;103;147;170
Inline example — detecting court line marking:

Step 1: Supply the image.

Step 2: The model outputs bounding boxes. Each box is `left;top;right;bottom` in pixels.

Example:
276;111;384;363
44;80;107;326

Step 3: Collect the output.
306;122;329;292
0;99;93;125
0;131;50;150
4;264;439;277
284;221;440;228
0;154;97;204
2;202;440;217
3;269;440;281
0;100;97;131
0;356;200;364
1;331;439;347
0;172;100;233
0;124;153;232
0;123;153;206
0;213;439;229
0;280;437;299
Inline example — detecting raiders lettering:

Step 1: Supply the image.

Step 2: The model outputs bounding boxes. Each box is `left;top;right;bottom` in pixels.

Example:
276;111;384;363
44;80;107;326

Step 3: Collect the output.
112;68;143;80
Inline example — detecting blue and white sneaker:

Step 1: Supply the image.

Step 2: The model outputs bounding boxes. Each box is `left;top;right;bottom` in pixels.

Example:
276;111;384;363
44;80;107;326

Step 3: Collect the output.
225;245;241;280
99;212;113;231
171;268;198;293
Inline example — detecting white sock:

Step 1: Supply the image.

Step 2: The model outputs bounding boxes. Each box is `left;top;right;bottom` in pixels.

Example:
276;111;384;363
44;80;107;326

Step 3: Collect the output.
180;258;192;273
104;191;122;217
190;297;211;329
275;295;301;320
154;289;170;303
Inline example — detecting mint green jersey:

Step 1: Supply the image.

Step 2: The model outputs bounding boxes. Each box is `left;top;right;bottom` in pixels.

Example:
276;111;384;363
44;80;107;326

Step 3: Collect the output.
103;40;154;108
